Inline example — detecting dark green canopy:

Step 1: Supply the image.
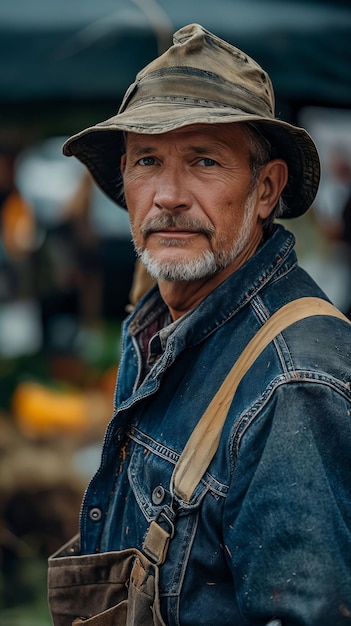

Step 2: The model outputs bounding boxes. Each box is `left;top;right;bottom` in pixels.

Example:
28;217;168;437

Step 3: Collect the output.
1;0;350;107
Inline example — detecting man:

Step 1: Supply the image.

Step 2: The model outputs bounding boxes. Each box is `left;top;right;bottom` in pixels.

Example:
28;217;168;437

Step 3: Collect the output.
49;24;351;625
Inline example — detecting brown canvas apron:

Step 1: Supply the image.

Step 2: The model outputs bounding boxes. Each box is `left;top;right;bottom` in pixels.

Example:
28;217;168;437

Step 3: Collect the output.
48;538;166;625
48;299;349;625
48;495;174;625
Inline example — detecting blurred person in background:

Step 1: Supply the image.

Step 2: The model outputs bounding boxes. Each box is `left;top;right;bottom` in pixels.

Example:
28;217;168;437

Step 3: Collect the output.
48;24;351;626
338;155;351;318
0;134;36;302
313;147;351;318
315;147;351;240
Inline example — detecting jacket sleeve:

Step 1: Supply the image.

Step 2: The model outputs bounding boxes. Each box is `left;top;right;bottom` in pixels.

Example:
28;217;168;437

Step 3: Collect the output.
223;381;351;626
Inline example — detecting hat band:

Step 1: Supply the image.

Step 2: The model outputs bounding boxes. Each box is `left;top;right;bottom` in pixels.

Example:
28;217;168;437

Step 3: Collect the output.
120;67;274;119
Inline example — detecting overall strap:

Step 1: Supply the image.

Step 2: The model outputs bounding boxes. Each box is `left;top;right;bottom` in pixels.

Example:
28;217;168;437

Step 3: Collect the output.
172;297;350;503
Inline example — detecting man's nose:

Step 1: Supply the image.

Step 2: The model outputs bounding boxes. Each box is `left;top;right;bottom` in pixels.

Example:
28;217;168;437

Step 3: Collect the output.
153;165;191;212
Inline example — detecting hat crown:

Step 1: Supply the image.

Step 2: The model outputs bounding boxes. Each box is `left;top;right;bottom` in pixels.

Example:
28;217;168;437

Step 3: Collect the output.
120;23;275;119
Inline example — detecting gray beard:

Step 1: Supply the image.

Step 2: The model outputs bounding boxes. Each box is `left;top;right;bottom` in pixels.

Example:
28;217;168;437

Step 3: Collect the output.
138;247;219;282
133;191;256;282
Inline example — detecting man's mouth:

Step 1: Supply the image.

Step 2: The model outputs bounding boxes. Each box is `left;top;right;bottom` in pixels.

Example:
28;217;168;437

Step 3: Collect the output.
141;215;214;240
151;228;197;236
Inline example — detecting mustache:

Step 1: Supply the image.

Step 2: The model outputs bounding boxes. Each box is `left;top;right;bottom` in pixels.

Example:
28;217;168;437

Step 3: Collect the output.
140;213;215;239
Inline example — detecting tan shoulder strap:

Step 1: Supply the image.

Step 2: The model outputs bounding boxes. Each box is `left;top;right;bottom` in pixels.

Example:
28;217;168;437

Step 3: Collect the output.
172;297;350;502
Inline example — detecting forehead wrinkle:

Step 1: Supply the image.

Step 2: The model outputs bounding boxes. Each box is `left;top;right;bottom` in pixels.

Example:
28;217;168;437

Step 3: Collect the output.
185;143;230;156
126;143;156;158
127;139;232;159
125;123;248;159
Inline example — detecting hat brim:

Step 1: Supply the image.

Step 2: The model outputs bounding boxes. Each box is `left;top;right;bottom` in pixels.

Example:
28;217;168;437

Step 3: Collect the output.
62;107;320;219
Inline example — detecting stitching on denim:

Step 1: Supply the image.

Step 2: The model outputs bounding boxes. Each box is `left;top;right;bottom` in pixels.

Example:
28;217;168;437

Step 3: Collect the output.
229;373;351;476
250;295;292;377
129;427;228;500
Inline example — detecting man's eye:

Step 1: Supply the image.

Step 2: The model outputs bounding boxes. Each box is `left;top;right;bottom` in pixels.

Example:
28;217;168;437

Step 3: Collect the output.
198;158;217;166
137;156;156;166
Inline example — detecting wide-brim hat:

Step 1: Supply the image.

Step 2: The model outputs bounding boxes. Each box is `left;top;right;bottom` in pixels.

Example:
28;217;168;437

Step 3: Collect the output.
63;23;320;218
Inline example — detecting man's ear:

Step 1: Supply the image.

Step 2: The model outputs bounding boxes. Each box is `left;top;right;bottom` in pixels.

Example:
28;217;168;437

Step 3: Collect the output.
120;153;126;174
257;159;289;219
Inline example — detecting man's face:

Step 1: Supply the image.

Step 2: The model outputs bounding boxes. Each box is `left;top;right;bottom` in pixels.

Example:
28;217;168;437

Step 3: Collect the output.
121;123;267;282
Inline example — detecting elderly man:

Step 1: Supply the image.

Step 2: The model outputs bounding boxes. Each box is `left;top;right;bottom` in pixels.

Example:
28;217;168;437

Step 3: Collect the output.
48;24;351;626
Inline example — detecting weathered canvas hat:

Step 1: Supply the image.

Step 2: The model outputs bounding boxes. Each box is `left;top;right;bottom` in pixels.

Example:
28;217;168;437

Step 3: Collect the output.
63;23;320;218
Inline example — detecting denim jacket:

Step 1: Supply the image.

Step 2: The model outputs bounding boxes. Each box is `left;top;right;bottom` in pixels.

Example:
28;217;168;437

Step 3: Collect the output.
80;225;351;625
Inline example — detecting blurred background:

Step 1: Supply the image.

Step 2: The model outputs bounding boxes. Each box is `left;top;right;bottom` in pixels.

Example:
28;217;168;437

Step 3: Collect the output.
0;1;351;623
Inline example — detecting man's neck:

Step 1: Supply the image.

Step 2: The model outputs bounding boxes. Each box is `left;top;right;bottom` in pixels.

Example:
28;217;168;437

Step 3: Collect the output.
158;250;260;320
158;266;235;321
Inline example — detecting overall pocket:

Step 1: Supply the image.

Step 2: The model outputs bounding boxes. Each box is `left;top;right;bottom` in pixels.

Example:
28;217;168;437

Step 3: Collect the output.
48;535;166;626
